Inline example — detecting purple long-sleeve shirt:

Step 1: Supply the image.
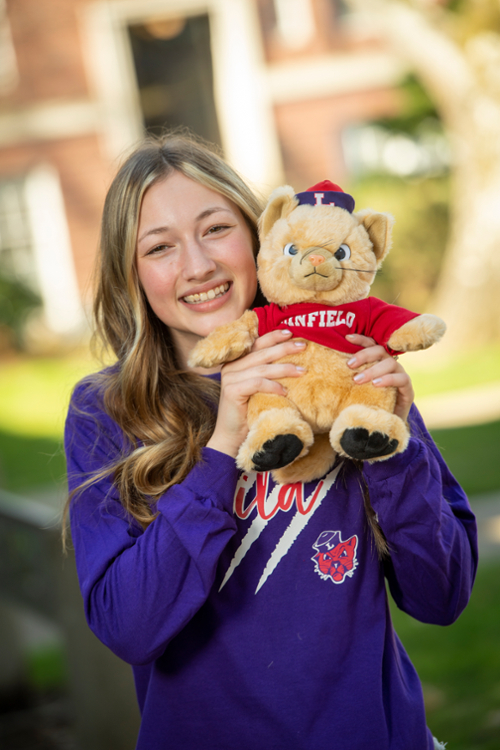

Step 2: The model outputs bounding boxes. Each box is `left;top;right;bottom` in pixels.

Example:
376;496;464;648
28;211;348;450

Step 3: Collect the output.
65;375;477;750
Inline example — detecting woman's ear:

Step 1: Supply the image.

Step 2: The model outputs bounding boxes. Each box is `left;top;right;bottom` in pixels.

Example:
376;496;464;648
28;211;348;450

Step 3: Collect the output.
356;209;394;262
258;185;298;239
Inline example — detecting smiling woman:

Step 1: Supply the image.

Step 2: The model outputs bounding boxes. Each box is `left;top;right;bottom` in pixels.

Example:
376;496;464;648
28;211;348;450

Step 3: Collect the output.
135;171;257;367
68;134;264;527
63;133;477;750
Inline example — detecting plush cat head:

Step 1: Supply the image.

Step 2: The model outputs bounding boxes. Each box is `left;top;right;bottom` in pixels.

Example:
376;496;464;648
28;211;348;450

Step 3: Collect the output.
257;181;394;307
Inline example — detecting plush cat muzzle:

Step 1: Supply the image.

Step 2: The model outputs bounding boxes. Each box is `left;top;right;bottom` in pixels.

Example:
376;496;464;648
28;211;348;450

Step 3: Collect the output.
289;247;342;290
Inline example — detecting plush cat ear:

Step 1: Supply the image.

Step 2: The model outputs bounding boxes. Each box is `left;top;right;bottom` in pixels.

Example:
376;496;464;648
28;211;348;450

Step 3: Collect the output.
259;185;298;239
356;209;394;262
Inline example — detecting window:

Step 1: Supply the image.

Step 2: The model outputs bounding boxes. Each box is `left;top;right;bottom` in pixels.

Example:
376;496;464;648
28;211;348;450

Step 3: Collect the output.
273;0;315;48
0;178;38;293
0;168;84;336
128;14;221;145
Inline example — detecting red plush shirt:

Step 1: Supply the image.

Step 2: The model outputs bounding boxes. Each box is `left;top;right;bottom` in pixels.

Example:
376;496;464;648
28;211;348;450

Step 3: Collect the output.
254;298;419;355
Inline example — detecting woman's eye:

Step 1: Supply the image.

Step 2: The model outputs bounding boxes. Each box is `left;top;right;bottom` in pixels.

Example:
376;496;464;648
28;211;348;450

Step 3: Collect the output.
207;224;230;234
283;243;298;256
148;244;170;255
334;244;351;261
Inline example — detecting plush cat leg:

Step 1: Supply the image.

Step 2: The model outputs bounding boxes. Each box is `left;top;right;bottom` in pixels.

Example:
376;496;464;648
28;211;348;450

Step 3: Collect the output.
272;433;337;484
237;393;314;472
387;314;446;352
330;403;409;461
329;377;409;461
188;310;259;367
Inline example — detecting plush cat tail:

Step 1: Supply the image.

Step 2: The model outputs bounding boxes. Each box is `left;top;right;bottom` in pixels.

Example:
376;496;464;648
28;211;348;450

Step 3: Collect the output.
259;185;298;239
353;460;390;559
356;209;394;263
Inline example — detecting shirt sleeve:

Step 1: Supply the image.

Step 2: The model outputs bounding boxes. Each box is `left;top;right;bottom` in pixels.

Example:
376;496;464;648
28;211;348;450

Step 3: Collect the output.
362;404;478;625
65;382;239;666
254;304;275;337
367;298;420;355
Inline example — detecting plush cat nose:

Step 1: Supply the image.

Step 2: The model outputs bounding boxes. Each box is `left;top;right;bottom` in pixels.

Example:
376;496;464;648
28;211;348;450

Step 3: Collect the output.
308;254;325;266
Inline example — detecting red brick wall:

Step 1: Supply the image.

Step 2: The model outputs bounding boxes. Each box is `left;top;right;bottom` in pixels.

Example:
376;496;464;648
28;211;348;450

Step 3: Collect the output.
0;134;111;304
274;87;401;188
5;0;90;105
1;0;110;303
257;0;382;64
0;0;402;304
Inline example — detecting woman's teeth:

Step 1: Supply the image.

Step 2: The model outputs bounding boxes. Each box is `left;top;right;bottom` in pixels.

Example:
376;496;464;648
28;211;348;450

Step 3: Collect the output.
183;283;230;305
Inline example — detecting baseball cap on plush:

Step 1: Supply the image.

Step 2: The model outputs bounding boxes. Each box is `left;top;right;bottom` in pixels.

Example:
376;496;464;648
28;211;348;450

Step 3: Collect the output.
295;180;355;213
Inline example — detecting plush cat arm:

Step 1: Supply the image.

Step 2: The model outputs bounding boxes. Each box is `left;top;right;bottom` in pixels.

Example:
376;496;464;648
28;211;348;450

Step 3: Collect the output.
387;314;447;352
188;309;260;368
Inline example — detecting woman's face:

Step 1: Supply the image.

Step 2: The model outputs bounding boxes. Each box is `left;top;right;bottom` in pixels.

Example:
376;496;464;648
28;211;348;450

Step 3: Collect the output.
136;170;257;367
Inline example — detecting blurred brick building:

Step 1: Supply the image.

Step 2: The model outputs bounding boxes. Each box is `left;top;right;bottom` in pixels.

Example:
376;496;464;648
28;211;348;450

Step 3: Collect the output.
0;0;403;340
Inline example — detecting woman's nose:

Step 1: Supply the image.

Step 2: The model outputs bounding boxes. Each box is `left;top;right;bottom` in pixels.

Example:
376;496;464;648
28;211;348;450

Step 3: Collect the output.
182;241;217;279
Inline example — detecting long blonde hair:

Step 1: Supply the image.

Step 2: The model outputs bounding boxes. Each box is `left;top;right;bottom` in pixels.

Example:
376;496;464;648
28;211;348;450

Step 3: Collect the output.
66;134;262;536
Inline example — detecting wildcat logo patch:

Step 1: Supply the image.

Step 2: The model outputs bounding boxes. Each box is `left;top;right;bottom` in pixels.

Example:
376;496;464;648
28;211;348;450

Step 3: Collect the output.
312;530;358;584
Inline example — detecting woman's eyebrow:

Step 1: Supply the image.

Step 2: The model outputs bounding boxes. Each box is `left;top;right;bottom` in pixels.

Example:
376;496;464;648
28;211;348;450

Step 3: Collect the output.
196;206;234;221
138;208;233;244
138;225;170;244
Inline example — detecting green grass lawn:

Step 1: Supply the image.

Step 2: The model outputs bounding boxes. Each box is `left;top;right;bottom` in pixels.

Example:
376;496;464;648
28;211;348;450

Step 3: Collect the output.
0;353;96;492
391;559;500;750
405;342;500;398
430;420;500;498
0;352;97;439
0;429;65;492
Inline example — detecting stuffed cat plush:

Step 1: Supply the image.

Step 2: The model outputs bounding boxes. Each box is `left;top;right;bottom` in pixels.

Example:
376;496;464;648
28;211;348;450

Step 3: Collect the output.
189;181;446;485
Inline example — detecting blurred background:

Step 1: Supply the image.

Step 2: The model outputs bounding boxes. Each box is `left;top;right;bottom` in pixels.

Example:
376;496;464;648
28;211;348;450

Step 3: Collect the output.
0;0;499;748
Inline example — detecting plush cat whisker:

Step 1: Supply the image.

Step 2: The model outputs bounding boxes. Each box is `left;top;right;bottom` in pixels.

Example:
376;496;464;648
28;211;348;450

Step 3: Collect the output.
334;267;379;274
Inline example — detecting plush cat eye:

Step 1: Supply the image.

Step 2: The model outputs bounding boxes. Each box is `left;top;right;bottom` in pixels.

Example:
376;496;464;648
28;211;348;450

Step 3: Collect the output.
334;244;351;261
283;243;299;256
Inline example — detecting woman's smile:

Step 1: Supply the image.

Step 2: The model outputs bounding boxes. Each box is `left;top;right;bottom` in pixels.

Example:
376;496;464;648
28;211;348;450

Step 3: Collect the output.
182;280;231;305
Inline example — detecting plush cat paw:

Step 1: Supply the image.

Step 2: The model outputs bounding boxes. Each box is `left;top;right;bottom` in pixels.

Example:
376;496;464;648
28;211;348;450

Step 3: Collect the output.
252;434;304;471
272;433;336;484
387;313;446;353
330;404;409;462
237;407;314;472
188;310;258;367
339;427;398;460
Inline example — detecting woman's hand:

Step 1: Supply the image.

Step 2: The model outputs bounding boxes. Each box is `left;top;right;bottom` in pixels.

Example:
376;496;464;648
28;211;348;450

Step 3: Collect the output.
345;333;414;423
206;330;306;458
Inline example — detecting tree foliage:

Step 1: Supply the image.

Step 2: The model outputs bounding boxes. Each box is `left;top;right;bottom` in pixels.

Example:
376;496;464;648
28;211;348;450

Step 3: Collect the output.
0;271;41;347
345;0;500;347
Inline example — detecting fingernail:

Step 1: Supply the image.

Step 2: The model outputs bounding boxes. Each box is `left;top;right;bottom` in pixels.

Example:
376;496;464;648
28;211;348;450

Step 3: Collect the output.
296;366;306;372
294;341;306;347
347;357;357;366
353;373;364;382
372;378;382;385
281;329;292;335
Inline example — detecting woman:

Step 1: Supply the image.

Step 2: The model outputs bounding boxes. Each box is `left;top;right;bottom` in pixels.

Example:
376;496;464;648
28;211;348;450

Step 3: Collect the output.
65;134;477;750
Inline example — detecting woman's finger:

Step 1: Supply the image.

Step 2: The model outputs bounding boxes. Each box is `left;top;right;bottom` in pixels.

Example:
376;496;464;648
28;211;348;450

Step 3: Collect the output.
223;338;307;373
349;355;414;422
222;361;306;385
345;333;377;348
346;344;392;369
251;328;294;350
351;355;402;383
